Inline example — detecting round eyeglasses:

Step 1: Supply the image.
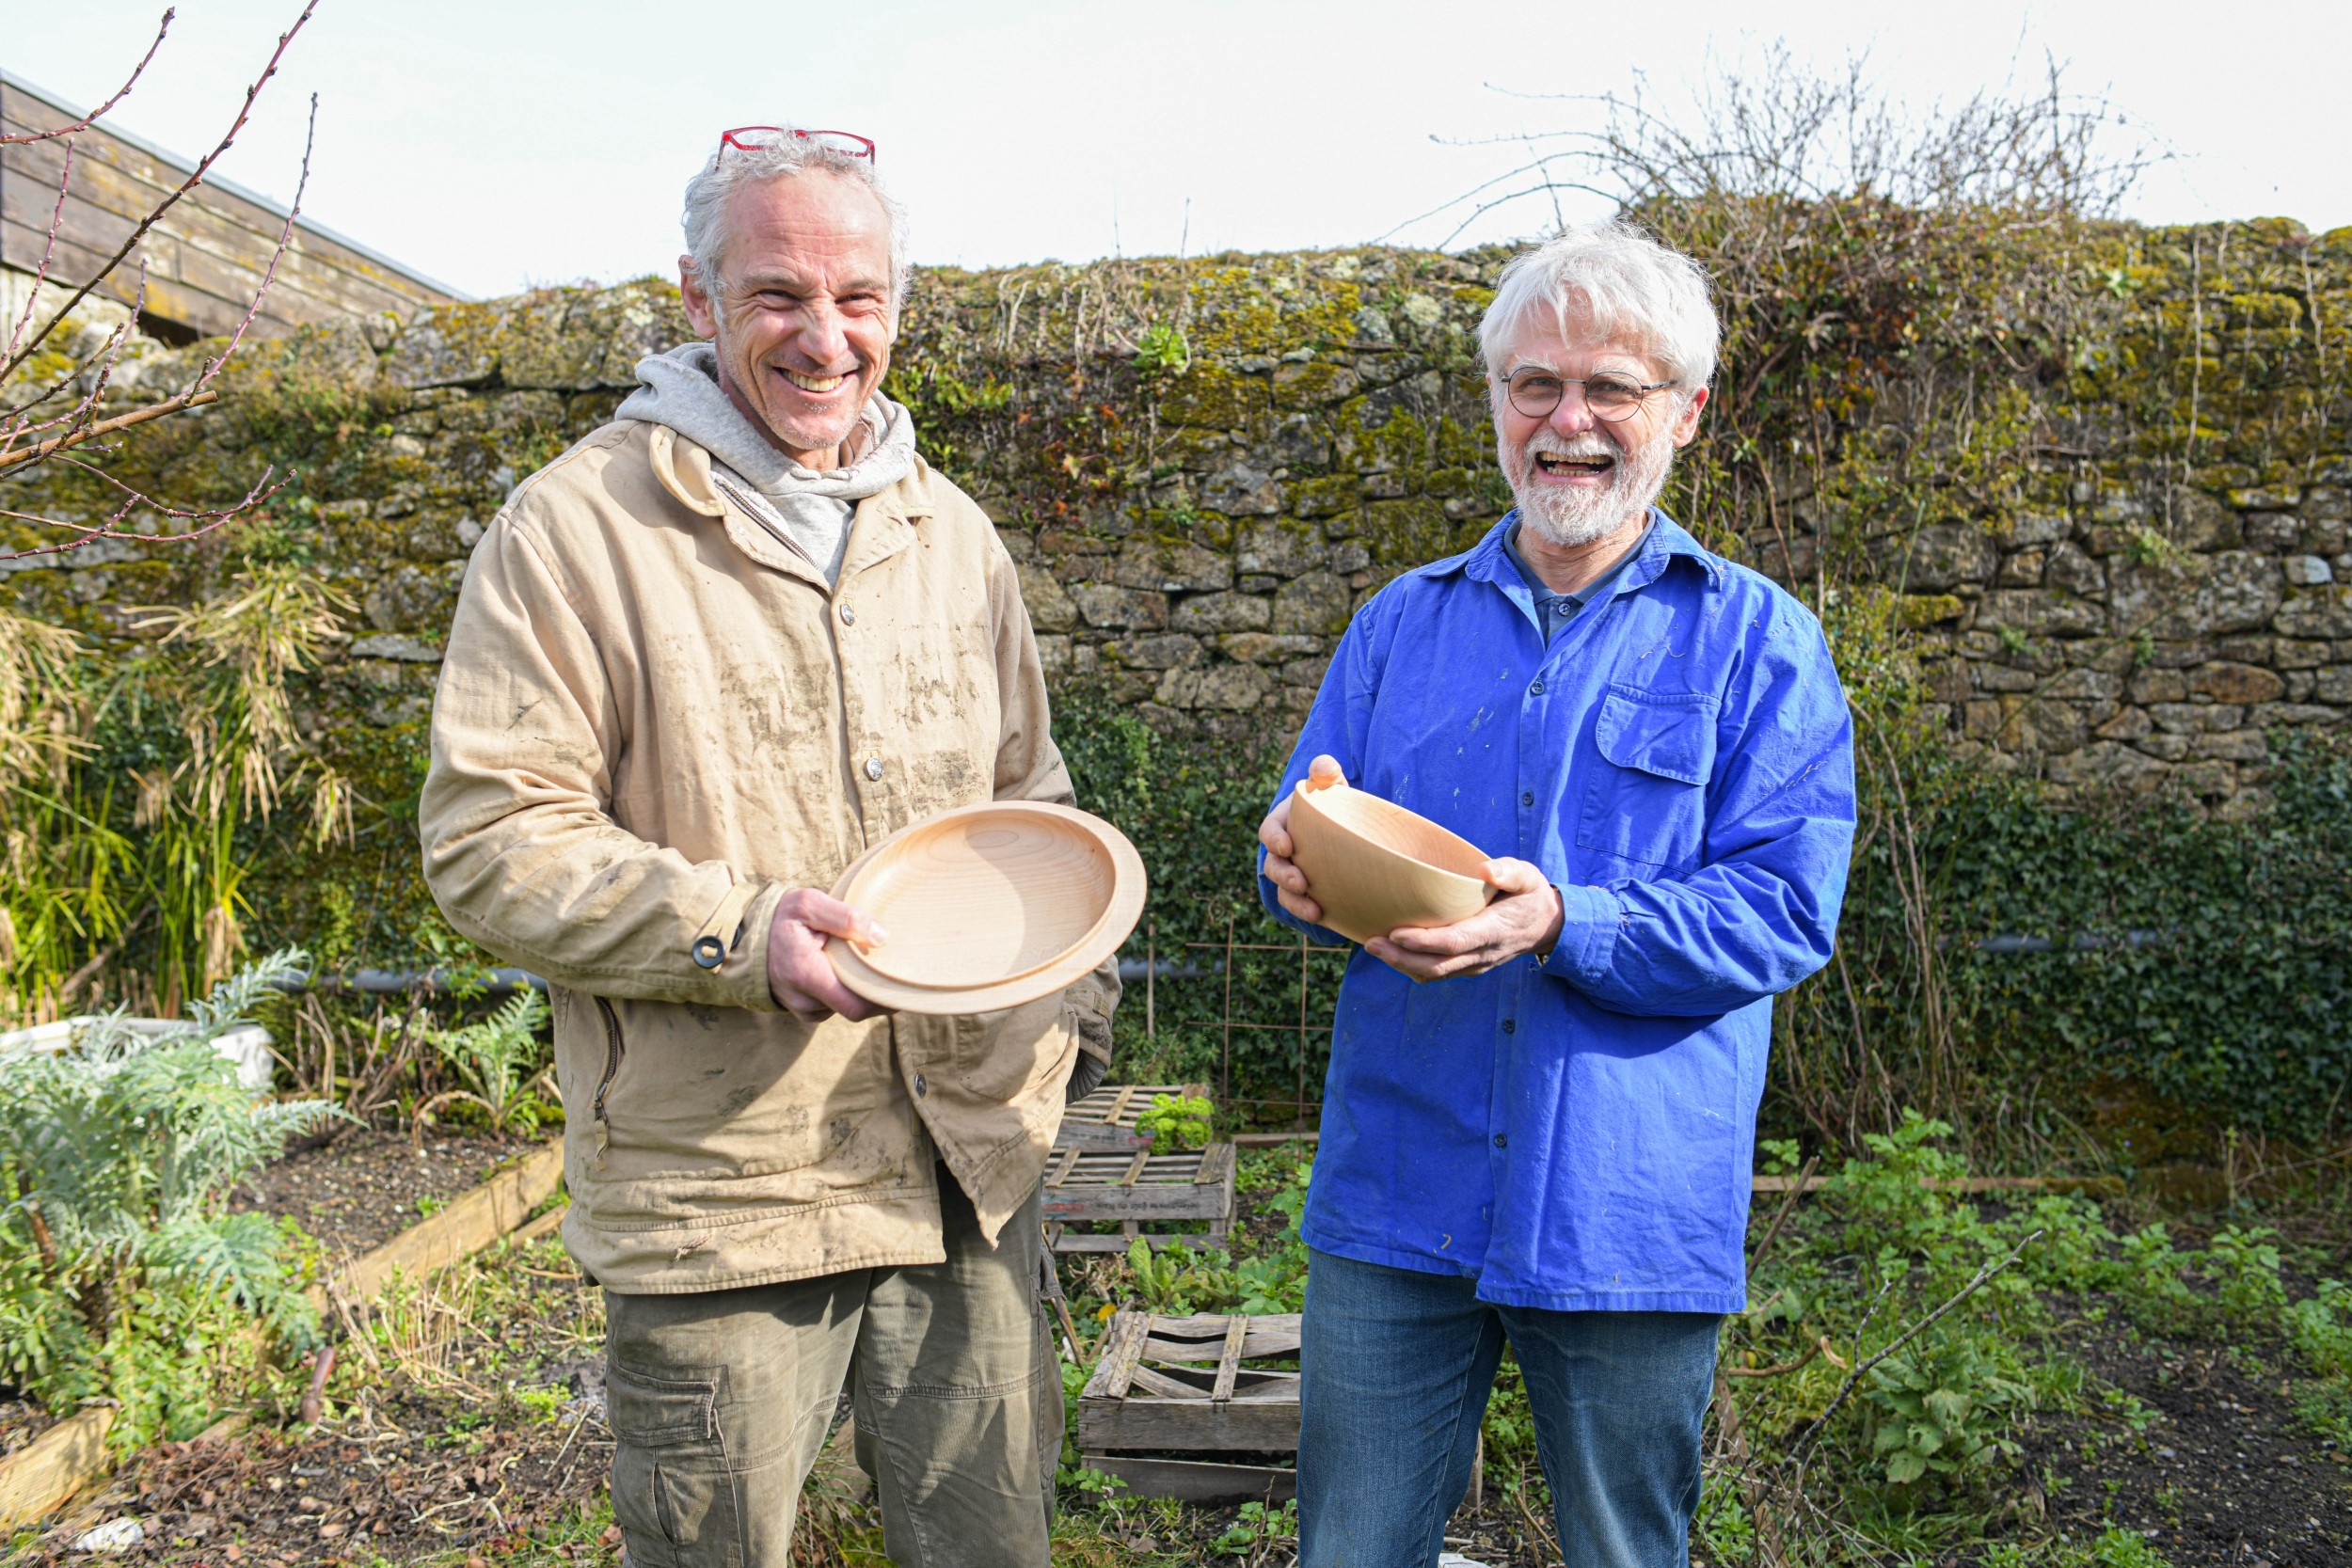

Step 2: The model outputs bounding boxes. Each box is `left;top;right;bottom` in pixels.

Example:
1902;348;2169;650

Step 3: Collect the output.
1502;367;1675;423
720;126;877;162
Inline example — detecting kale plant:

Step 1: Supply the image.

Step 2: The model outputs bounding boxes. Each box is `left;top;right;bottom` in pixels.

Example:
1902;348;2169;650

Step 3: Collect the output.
0;947;342;1444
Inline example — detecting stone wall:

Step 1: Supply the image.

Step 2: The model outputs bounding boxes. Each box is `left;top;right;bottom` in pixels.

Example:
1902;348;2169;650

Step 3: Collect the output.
9;226;2352;834
1903;479;2352;810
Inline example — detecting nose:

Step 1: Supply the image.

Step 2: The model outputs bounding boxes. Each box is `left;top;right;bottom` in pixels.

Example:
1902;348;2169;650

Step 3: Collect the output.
1545;385;1600;436
789;298;851;369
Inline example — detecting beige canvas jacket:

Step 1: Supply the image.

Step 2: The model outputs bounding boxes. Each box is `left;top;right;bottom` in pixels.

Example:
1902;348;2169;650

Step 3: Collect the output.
419;418;1116;1293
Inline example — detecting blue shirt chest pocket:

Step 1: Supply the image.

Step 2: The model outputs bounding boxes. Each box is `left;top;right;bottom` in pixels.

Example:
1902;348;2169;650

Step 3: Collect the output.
1576;686;1719;874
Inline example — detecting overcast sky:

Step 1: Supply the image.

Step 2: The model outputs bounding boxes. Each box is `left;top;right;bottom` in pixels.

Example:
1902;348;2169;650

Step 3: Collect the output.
13;0;2349;300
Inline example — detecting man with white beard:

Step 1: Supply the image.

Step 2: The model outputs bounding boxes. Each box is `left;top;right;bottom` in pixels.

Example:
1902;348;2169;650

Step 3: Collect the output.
1255;221;1858;1568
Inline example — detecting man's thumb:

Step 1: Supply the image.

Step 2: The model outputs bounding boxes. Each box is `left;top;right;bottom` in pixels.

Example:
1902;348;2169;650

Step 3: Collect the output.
805;894;889;947
1480;857;1546;894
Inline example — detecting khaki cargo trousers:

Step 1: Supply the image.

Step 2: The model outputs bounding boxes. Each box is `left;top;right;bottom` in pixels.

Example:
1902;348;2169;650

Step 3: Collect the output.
603;1171;1060;1568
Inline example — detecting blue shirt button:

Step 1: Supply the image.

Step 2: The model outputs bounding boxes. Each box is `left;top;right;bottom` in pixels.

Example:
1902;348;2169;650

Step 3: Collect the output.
1502;1019;1517;1034
1520;790;1534;806
1493;1132;1508;1149
1531;679;1546;695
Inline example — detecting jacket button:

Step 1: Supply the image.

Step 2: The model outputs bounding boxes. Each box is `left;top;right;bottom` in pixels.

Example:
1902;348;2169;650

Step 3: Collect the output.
1502;1019;1516;1035
864;756;884;782
1493;1132;1508;1149
1530;678;1546;695
839;604;856;626
914;1073;928;1098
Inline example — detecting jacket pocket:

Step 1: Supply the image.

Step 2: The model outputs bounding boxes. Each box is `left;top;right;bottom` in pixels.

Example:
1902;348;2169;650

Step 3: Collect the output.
1576;686;1719;874
591;997;626;1164
950;993;1075;1102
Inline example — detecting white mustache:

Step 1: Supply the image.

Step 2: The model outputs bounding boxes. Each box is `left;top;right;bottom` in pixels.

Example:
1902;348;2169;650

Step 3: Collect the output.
1521;432;1618;462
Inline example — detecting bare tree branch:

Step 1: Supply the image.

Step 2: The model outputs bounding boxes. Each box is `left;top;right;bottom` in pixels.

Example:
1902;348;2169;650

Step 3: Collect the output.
4;142;77;365
1;0;320;382
0;389;221;474
0;9;322;569
0;9;176;146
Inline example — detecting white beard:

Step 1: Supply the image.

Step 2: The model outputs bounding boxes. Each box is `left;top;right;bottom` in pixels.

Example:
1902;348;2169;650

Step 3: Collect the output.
1502;426;1677;547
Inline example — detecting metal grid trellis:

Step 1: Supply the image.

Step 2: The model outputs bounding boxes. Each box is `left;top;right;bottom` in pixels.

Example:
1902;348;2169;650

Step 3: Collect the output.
1140;911;1349;1131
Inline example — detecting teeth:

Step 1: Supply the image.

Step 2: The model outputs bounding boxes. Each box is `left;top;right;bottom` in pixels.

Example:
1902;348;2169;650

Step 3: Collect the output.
783;369;846;392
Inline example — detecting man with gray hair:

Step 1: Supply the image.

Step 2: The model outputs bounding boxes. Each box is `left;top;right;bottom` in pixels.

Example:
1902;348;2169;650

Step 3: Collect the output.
1256;220;1857;1566
421;126;1113;1566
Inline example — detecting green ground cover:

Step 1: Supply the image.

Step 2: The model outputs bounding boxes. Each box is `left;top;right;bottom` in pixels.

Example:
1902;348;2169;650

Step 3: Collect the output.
12;1095;2344;1568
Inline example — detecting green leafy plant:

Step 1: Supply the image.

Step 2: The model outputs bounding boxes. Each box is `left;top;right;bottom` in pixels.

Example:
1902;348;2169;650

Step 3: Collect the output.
2286;1278;2352;1375
412;986;555;1141
2201;1225;2285;1317
1984;1528;2174;1568
1211;1498;1296;1556
1136;1091;1214;1151
0;947;342;1445
1864;1333;2030;1486
1131;323;1191;375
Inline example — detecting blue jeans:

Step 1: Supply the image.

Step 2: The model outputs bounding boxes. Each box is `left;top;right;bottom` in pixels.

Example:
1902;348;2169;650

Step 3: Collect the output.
1297;1248;1721;1568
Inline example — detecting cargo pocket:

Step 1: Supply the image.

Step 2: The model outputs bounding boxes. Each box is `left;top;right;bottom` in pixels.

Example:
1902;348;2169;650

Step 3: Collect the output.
605;1361;739;1568
1576;686;1718;874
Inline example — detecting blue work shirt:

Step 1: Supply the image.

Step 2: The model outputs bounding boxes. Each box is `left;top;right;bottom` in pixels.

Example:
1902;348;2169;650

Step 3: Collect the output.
1502;516;1649;641
1258;509;1856;1313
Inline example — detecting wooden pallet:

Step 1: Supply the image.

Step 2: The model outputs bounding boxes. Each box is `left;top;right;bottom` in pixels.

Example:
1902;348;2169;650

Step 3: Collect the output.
1041;1143;1235;1253
1078;1310;1301;1500
1055;1082;1211;1151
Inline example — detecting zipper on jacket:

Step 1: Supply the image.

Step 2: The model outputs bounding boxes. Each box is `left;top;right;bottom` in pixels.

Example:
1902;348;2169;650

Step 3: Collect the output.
592;997;626;1166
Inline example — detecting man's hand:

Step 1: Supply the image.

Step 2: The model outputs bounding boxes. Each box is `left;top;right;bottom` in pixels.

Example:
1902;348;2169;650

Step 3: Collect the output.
1257;753;1346;926
1366;858;1565;983
768;888;889;1022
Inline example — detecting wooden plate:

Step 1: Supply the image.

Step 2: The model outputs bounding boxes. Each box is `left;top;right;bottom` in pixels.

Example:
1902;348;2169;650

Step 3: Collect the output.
824;801;1148;1014
1285;780;1494;945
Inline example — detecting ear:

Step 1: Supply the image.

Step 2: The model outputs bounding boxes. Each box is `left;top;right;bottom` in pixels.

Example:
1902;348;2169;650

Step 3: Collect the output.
1670;386;1709;449
679;257;720;340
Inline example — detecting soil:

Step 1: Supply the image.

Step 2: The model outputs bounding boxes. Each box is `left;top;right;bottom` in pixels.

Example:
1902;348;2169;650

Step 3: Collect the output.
2029;1325;2352;1568
0;1393;57;1459
13;1235;609;1568
22;1406;607;1567
12;1138;2342;1568
231;1129;547;1260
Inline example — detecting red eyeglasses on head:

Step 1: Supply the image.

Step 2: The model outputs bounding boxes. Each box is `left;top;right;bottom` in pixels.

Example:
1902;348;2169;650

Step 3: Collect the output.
719;126;876;163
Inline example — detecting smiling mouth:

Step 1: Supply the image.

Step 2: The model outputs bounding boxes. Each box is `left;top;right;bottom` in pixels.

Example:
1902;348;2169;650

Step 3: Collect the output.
1534;452;1615;478
779;367;849;394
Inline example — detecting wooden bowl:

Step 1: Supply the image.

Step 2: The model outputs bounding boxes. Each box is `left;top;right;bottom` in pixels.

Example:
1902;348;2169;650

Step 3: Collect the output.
1285;780;1494;944
824;801;1147;1014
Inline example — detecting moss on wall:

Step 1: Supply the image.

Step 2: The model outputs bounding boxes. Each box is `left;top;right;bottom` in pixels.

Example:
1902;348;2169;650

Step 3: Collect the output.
6;221;2351;984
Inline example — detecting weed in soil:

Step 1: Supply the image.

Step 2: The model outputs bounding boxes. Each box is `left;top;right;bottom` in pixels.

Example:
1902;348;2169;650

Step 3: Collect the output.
2029;1325;2352;1567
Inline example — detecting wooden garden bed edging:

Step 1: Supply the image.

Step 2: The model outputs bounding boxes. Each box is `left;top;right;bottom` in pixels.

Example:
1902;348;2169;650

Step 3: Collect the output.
1078;1309;1301;1502
0;1139;567;1533
307;1138;565;1310
1751;1172;2122;1196
0;1408;115;1532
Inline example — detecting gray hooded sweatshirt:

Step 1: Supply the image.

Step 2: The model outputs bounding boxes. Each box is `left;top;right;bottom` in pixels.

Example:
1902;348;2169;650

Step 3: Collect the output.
615;341;915;586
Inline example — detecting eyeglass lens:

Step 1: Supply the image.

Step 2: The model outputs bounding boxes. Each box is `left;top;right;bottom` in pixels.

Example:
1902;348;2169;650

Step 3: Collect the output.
1505;372;1656;422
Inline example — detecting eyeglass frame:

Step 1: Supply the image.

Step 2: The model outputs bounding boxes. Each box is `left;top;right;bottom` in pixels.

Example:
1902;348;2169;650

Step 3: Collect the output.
1500;365;1677;423
719;126;877;163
